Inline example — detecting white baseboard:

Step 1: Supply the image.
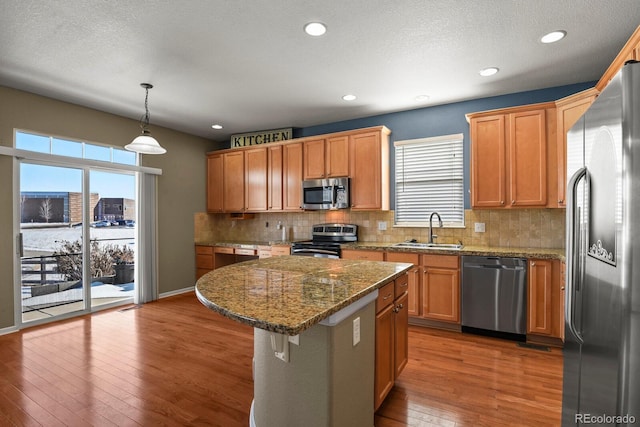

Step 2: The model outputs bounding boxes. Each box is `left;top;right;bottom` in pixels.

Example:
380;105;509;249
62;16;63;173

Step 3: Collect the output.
0;325;19;336
159;286;194;299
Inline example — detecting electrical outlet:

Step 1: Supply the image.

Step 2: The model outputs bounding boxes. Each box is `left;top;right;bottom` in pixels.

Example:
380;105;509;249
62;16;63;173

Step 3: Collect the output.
474;222;486;233
353;317;361;346
377;221;387;231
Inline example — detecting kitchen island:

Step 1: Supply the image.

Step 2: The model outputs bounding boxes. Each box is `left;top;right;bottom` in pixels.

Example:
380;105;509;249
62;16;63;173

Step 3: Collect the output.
196;256;412;427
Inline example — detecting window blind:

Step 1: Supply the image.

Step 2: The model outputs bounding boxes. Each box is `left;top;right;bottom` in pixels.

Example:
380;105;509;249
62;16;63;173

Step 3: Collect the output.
394;134;464;226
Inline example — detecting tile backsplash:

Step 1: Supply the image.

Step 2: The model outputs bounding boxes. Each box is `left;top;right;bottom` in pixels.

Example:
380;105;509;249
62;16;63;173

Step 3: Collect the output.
195;208;565;249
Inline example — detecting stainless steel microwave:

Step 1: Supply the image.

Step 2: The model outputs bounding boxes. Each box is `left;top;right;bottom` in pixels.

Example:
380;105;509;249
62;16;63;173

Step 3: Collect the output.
302;177;350;210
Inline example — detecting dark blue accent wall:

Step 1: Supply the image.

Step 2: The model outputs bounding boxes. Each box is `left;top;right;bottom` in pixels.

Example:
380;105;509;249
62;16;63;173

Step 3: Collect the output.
297;81;595;209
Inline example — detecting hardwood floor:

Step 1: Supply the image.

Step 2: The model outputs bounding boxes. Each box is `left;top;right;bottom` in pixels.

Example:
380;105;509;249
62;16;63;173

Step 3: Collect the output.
0;293;562;426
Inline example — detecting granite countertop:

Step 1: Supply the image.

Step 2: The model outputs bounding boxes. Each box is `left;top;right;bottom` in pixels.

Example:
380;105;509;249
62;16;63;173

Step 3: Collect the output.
343;242;566;260
195;240;565;260
195;256;412;336
195;240;294;248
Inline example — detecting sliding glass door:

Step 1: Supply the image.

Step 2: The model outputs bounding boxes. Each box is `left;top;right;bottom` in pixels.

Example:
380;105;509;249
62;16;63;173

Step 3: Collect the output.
89;170;136;308
19;162;136;323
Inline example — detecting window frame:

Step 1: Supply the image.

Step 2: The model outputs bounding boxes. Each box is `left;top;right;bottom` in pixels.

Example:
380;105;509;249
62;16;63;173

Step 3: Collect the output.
394;133;465;228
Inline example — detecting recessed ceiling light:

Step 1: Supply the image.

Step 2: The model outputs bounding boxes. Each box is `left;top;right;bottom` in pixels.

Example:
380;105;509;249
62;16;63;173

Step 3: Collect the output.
479;67;499;77
211;124;223;130
541;30;567;44
304;22;327;36
342;94;356;101
415;95;430;102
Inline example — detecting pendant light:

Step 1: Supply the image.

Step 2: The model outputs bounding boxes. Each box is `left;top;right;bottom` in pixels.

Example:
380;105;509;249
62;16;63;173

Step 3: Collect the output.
125;83;167;155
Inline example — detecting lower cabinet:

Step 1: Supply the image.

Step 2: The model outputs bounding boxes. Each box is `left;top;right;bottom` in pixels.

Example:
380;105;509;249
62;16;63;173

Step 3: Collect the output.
195;245;214;279
374;274;409;410
196;245;290;278
421;255;460;323
527;258;564;341
385;252;420;317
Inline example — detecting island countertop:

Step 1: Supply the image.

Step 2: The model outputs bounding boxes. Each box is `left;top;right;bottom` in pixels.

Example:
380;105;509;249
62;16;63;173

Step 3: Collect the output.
195;256;412;335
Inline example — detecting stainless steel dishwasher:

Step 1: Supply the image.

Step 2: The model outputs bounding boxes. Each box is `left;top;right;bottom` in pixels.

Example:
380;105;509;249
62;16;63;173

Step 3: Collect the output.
461;256;527;339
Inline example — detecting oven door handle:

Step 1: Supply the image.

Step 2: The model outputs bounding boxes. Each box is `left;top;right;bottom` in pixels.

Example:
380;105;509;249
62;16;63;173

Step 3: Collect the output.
292;248;339;256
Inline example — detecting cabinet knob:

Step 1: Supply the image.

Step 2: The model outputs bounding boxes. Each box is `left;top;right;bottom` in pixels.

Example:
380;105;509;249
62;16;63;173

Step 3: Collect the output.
558;199;564;204
500;200;505;205
561;286;565;290
531;262;536;266
511;200;516;205
398;304;404;309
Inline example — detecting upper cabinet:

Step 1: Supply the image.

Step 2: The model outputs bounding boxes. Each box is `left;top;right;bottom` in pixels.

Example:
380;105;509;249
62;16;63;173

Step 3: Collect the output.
282;142;303;211
555;88;599;207
206;126;389;213
223;151;245;212
596;25;640;92
244;147;268;212
468;103;557;209
303;135;350;179
267;145;283;211
349;128;390;210
207;153;224;213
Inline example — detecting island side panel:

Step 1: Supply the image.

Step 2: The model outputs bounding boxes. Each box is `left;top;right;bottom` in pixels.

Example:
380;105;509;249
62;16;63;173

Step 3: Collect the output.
253;301;375;427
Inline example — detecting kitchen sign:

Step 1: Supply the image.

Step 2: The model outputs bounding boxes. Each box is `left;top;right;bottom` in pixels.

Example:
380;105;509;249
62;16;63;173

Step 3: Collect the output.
230;128;293;148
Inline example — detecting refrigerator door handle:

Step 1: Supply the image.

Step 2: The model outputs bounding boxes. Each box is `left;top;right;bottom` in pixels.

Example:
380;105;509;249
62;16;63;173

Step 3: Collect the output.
566;166;586;344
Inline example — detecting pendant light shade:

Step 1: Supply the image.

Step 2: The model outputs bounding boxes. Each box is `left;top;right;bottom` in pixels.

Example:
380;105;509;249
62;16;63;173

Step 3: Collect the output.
125;83;166;155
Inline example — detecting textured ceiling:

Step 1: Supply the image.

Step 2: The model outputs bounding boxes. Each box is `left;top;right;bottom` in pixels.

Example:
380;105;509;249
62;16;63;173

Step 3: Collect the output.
1;1;639;141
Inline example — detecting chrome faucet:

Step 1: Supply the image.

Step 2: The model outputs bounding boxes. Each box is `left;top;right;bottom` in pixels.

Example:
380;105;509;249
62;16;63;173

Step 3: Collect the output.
428;212;443;244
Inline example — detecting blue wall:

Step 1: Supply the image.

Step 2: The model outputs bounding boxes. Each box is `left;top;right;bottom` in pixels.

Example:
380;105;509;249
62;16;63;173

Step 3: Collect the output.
296;81;596;209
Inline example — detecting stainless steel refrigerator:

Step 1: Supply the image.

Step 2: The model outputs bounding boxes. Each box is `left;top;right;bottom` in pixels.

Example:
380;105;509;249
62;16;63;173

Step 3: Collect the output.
563;60;639;426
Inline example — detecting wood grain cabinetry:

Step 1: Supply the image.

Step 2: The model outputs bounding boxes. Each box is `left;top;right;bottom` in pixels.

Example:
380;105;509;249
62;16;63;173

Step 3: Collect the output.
596;25;640;92
341;249;385;261
282;142;303;211
303;135;350;179
527;258;563;341
244;147;268;212
223;151;245;212
349;129;390;210
206;154;224;213
206;126;388;213
374;274;409;411
385;252;420;317
195;245;214;279
267;145;283;211
302;138;326;179
468;103;557;209
421;254;460;323
555;88;599;207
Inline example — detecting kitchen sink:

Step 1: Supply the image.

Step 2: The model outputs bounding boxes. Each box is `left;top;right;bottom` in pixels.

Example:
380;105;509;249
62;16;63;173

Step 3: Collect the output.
391;242;464;250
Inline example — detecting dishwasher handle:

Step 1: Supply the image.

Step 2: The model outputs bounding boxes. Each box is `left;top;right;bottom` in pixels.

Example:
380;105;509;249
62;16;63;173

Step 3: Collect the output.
464;263;526;271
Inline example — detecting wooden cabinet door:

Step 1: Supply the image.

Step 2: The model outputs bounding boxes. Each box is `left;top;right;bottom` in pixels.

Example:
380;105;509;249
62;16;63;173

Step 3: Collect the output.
268;145;283;211
527;259;552;335
223;151;245;212
326;135;349;177
244;147;268;212
374;303;394;411
350;131;383;210
527;258;562;338
385;252;420;317
556;90;597;207
394;291;409;378
421;267;460;323
303;138;326;179
207;154;224;213
470;115;506;208
508;110;547;207
283;142;303;211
